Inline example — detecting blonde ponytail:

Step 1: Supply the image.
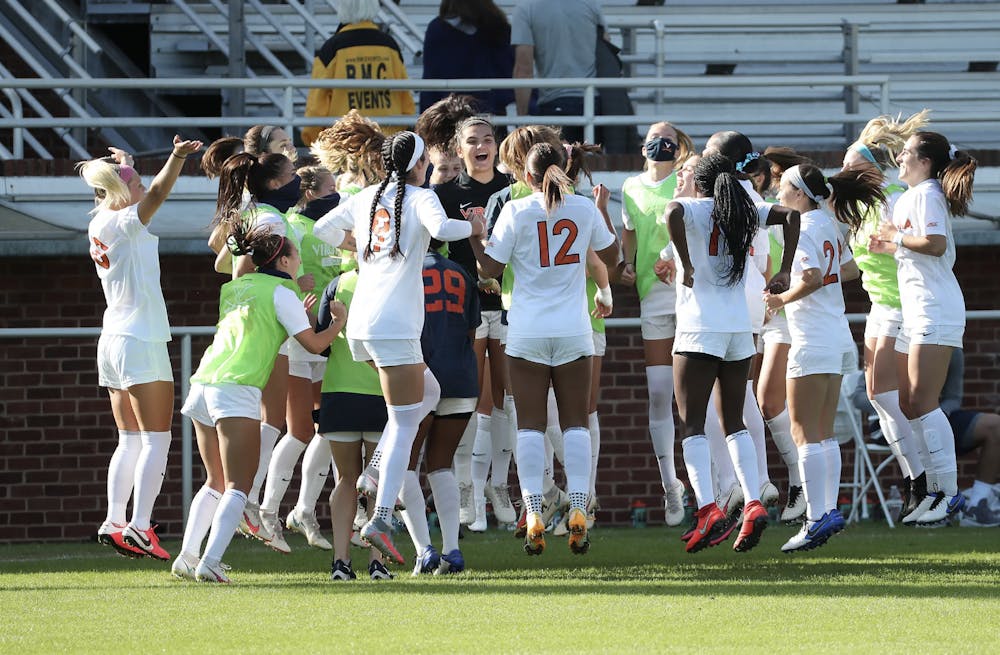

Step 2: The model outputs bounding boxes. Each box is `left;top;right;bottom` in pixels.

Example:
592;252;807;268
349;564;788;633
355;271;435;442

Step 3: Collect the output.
76;159;132;214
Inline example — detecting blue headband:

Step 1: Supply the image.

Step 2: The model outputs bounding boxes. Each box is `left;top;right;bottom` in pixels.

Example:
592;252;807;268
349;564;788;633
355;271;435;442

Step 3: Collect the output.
735;151;760;173
851;142;880;168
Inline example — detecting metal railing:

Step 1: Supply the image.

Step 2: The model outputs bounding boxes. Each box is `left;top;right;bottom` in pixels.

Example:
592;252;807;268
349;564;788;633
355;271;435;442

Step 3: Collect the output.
2;309;999;524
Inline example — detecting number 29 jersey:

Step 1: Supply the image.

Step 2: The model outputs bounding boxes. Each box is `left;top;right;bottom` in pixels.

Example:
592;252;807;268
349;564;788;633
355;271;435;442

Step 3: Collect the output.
485;192;615;339
421;252;481;400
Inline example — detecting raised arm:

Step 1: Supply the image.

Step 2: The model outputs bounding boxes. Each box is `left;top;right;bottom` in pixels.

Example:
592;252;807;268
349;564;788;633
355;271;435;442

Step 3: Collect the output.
137;135;203;225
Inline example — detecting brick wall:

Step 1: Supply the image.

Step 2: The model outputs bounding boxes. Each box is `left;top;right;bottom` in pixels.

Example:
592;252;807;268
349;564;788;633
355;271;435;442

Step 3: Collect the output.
1;248;997;541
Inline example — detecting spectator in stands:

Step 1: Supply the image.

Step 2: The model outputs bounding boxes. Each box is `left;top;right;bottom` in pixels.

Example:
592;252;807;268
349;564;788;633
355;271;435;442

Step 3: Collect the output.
511;0;606;144
302;0;415;146
420;0;514;116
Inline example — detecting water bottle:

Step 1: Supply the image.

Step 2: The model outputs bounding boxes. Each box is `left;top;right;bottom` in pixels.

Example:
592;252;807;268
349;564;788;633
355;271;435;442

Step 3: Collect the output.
631;500;647;528
886;484;904;520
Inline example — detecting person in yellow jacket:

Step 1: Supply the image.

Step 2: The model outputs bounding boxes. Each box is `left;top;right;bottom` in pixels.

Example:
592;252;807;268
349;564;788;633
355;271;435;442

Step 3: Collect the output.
302;0;415;145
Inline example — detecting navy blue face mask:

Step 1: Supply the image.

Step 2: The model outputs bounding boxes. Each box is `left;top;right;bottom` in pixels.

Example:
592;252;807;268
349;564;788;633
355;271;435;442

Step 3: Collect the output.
644;137;678;162
258;174;302;213
301;193;341;220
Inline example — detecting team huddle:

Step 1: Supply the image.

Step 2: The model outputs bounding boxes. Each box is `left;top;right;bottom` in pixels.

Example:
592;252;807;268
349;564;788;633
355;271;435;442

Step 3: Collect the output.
78;96;978;582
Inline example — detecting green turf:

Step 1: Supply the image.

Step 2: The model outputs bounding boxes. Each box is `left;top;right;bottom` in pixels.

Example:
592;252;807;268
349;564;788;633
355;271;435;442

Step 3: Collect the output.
1;523;997;654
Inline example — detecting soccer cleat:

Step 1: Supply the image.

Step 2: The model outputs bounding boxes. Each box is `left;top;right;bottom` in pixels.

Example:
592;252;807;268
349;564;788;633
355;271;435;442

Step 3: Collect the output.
286;508;333;550
566;508;590;555
99;522;144;558
195;559;231;584
780;485;806;524
330;558;356;581
685;503;735;554
353;499;368;531
523;511;546;555
368;559;394;580
458;482;474;525
259;510;290;554
781;513;835;553
360;517;405;565
435;548;465;574
356;466;379;499
552;511;569;537
122;523;170;561
664;479;686;527
828;508;846;534
900;473;928;523
412;545;440;576
468;497;488;533
171;552;199;581
540;489;569;531
586;496;599;530
96;520;125;547
486;484;518;524
916;492;964;526
680;514;698;543
513;506;528;539
350;530;365;548
760;481;780;508
239;501;272;542
959;497;1000;528
902;491;937;525
733;500;768;553
718;483;744;523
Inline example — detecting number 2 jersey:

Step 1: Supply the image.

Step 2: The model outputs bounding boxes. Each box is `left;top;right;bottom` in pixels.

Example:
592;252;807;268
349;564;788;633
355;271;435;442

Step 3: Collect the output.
421;251;481;400
485;192;615;339
87;203;170;342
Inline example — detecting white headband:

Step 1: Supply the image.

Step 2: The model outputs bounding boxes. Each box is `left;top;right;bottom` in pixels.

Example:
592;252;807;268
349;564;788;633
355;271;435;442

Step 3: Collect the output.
404;132;425;173
948;143;958;160
784;165;831;205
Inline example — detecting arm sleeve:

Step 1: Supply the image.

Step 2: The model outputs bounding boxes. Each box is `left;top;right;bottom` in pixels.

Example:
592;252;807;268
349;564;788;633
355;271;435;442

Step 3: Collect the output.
918;191;949;237
793;232;820;274
510;4;533;46
273;286;312;337
756;201;774;227
117;204;145;238
252;210;287;236
416;190;474;241
314;195;357;244
484;202;516;264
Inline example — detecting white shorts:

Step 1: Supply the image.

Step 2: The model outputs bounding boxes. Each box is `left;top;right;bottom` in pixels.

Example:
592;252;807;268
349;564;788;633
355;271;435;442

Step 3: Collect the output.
324;430;382;444
673;331;756;362
97;334;173;389
758;313;792;353
787;345;856;379
475;310;506;341
436;397;477;416
348;338;423;367
895;324;964;354
864;303;903;341
640;313;677;341
592;330;607;357
505;333;594;367
288;359;326;383
181;382;262;425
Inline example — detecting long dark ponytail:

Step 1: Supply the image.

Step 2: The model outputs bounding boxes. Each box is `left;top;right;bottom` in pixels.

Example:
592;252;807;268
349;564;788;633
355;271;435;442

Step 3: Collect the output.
694;153;759;286
214;152;289;228
912;131;977;217
791;163;886;236
226;215;293;269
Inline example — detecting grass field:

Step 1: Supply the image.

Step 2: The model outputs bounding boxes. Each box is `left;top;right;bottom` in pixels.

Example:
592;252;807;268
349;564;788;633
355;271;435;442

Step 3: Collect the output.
1;523;997;654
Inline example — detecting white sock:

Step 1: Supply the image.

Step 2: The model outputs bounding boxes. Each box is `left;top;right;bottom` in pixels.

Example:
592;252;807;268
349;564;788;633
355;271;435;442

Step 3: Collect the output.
542;428;556;495
726;429;760;503
706;394;737;498
452;414;476;488
471;412;492;507
180;485;222;558
106;429;141;524
821;438;842;513
295;434;332;515
743;381;769;483
250;423;282;504
261;434;308;514
367;439;384;472
503;393;518;459
515;429;546;509
919;408;958;496
562;427;592;511
399;470;430;554
908;418;938;493
682;435;713;508
871;390;923;479
489;401;514;487
647;365;678;490
588;411;600;498
131;430;171;530
428;469;460;553
201;488;247;568
374;402;425;519
766;409;801;487
798;443;827;523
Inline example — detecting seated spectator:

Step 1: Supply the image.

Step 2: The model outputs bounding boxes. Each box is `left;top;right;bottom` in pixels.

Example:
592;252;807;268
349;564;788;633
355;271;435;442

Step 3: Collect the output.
302;0;415;145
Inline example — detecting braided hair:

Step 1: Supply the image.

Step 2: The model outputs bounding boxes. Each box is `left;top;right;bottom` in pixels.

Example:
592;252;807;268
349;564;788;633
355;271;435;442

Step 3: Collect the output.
364;131;422;261
694;153;759;287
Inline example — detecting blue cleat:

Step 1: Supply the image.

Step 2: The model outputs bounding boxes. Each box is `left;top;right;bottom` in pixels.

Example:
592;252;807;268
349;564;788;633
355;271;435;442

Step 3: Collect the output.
828;508;846;535
781;512;835;553
412;545;440;576
435;548;465;575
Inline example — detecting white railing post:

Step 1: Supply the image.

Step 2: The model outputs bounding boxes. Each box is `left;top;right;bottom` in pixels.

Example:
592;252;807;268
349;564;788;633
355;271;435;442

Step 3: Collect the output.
1;88;24;159
584;85;596;145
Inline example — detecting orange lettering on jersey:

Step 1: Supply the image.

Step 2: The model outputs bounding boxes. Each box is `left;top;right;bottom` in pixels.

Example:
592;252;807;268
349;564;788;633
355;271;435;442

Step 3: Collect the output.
90;237;110;269
370;208;392;252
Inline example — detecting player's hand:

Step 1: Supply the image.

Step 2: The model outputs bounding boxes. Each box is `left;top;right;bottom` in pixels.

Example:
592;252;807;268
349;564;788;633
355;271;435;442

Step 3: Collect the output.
592;183;610;211
681;267;694;288
766;271;790;294
653;258;676;284
619;262;637;285
297;273;316;293
302;293;318;312
171;135;204;157
763;291;785;314
108;147;133;167
330;300;348;324
469;215;487;238
478;278;501;295
869;233;894;254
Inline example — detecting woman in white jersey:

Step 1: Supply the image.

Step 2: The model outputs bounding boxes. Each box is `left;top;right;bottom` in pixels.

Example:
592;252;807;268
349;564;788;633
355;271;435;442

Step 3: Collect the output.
664;152;799;554
80;136;202;561
173;220;346;583
766;163;883;552
314;130;485;564
470;142;620;556
622;121;694;526
843;111;931;522
872;131;977;525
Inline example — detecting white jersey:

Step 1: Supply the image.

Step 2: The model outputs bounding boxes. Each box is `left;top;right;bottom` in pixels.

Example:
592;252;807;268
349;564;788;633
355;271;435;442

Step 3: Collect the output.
486;192;615;339
315;182;473;340
891;179;965;327
666;196;771;333
87;203;170;342
745;227;770;332
784;209;854;350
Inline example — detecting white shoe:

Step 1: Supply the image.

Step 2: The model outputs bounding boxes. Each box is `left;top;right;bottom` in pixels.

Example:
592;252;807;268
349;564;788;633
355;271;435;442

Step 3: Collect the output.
260;510;290;553
356;466;379;498
195;559;230;584
760;481;780;508
552;513;569;536
171;552;199;581
468;497;488;532
286;508;333;550
352;500;368;532
239;501;272;543
780;485;806;523
486;483;517;524
458;482;474;525
350;530;365;548
541;489;569;529
663;479;685;527
718;483;744;521
902;493;936;525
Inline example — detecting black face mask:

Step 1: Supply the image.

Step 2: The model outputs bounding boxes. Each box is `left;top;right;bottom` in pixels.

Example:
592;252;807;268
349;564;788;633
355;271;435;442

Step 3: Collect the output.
644;137;678;162
301;193;341;221
258;175;301;213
